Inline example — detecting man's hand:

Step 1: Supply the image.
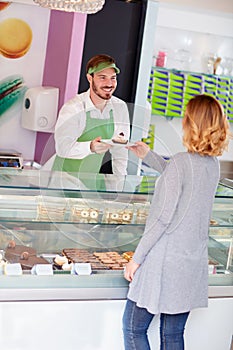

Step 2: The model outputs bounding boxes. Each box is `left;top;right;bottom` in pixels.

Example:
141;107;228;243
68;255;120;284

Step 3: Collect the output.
127;141;150;159
90;136;111;154
124;259;140;282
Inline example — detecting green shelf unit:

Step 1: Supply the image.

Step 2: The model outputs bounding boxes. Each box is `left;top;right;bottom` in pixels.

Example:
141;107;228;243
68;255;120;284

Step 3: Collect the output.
141;124;155;150
148;67;233;122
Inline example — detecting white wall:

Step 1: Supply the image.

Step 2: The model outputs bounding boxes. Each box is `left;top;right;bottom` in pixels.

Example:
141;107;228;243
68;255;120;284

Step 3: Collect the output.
0;3;50;160
150;4;233;162
158;0;233;14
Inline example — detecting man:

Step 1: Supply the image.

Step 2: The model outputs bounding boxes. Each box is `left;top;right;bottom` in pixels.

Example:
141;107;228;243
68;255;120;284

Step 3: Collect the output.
53;54;130;178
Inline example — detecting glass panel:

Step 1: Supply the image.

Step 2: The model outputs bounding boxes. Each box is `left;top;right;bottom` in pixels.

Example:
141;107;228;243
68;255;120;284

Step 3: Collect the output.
0;169;232;291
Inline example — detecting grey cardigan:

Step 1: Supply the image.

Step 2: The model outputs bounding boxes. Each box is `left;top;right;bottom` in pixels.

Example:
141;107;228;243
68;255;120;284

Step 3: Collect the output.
127;151;219;314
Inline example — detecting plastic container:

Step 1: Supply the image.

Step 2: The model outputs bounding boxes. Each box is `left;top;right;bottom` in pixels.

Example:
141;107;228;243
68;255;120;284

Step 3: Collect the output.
155;51;167;67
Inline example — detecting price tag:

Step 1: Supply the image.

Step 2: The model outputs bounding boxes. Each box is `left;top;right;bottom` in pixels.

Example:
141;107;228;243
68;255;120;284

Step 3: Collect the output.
73;263;92;275
208;265;216;274
31;264;53;275
4;263;22;276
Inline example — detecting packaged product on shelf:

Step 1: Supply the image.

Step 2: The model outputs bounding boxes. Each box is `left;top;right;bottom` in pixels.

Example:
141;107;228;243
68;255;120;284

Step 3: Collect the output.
36;195;69;221
69;198;101;223
102;202;134;224
134;202;151;224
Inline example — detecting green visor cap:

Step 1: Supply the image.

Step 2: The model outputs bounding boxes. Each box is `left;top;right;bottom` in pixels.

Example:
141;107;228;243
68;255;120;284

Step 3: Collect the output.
88;62;120;75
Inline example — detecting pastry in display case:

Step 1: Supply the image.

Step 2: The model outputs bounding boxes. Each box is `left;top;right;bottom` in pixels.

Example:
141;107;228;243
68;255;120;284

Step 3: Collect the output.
208;180;233;285
0;169;232;300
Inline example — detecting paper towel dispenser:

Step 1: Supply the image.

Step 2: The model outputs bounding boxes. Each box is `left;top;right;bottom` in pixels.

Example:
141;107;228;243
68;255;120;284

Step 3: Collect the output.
21;86;59;133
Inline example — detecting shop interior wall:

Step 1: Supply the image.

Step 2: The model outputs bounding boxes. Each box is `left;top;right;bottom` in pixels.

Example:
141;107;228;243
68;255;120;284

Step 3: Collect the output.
78;0;146;106
0;2;87;165
34;10;87;164
148;4;233;178
36;0;148;165
0;3;50;161
0;0;148;166
158;0;233;14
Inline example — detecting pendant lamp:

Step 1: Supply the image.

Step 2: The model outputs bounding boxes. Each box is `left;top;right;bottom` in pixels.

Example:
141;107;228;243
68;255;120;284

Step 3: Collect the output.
33;0;105;14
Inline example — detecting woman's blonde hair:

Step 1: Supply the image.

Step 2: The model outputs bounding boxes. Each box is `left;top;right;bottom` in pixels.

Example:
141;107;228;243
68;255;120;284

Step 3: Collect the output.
182;94;231;156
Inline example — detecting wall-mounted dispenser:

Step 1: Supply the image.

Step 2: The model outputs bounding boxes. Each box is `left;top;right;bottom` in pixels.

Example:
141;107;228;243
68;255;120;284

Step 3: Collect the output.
21;86;59;133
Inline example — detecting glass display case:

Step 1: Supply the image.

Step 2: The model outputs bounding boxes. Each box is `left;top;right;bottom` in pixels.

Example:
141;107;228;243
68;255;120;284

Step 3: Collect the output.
0;169;232;301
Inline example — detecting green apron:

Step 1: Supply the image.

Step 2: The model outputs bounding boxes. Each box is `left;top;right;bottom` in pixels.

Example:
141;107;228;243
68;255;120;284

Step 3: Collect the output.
52;110;114;190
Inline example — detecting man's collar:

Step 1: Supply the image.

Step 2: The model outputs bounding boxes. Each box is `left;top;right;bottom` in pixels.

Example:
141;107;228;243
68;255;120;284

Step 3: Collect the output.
85;89;113;112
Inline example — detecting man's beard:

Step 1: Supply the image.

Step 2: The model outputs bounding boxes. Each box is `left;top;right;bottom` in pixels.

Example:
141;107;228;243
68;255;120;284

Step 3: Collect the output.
92;81;114;100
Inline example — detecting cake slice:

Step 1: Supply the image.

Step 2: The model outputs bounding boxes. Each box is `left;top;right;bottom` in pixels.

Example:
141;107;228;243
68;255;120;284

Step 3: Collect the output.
112;132;128;144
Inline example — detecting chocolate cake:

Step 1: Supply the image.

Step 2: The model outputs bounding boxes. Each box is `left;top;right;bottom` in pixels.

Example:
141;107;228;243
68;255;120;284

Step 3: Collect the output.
19;255;48;270
5;240;36;263
5;240;48;270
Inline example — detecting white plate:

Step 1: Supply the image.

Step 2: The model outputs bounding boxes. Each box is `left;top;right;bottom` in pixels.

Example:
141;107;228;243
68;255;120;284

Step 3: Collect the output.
101;139;136;148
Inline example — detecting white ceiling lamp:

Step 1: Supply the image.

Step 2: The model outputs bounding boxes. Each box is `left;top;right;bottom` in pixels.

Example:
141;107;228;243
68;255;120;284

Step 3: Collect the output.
33;0;105;14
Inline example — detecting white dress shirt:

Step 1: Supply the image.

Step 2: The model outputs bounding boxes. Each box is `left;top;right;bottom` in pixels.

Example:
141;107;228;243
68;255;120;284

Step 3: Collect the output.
54;90;130;175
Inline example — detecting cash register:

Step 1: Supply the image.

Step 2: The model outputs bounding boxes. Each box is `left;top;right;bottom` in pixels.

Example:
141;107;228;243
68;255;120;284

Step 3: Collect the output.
0;150;23;169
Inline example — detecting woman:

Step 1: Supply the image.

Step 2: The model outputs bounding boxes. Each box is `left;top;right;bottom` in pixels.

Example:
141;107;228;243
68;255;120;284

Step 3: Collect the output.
123;94;231;350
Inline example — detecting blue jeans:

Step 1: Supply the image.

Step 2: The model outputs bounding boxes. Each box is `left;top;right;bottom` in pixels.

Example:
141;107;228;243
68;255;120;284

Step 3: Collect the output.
122;299;190;350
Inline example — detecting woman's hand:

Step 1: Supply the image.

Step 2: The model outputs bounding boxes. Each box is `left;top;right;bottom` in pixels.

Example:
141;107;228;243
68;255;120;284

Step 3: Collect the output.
90;137;111;154
124;259;140;282
127;141;150;159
